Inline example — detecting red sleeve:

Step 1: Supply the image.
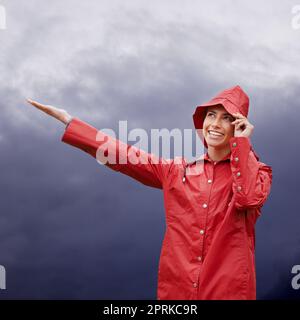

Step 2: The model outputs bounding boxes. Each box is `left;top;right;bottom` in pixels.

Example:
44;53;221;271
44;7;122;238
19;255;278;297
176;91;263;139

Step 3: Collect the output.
61;117;173;189
229;137;273;210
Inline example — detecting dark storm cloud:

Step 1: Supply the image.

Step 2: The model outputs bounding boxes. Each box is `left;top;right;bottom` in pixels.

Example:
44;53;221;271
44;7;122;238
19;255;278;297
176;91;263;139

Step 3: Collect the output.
0;0;300;299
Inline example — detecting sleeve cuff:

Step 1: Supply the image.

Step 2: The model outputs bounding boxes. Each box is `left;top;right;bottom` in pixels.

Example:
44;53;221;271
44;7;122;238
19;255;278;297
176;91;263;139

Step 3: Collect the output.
229;137;251;190
229;136;251;150
65;117;74;130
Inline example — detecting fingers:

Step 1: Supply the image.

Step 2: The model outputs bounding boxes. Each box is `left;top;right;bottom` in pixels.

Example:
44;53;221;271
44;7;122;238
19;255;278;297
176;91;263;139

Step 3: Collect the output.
231;113;254;138
231;118;245;126
26;98;57;119
236;121;246;130
26;98;72;124
231;112;248;124
231;117;248;132
232;112;246;119
26;99;49;112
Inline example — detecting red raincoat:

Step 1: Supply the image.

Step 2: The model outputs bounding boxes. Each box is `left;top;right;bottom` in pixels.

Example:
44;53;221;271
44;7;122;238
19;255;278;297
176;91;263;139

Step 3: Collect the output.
61;85;272;300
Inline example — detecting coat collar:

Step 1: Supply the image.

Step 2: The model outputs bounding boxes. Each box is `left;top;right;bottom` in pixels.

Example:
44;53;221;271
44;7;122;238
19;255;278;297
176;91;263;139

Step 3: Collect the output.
186;151;231;167
185;143;259;167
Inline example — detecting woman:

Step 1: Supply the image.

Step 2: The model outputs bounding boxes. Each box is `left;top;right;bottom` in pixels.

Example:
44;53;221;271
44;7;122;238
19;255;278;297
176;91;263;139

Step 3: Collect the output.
26;85;272;300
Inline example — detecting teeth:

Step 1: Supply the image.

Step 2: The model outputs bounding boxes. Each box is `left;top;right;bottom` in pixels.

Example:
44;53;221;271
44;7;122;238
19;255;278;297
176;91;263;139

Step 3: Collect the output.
209;131;223;137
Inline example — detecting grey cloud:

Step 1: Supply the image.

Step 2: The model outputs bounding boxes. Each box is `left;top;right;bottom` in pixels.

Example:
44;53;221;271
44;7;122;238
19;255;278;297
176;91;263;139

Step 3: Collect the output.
0;0;299;299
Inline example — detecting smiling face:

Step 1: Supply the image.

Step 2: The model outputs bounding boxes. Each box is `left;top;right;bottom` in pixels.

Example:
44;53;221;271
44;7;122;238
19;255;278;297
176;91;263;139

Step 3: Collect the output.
203;105;235;149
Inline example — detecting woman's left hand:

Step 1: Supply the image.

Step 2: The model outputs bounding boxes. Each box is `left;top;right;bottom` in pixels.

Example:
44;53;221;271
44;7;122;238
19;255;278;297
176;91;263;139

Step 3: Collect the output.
231;112;254;138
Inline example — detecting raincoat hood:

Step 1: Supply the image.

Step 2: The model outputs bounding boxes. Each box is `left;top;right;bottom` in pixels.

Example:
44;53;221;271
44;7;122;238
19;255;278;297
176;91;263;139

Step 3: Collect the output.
193;85;250;148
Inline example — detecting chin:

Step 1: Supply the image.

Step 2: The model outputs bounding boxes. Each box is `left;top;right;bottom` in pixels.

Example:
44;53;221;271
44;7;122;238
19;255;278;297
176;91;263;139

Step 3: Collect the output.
204;135;224;148
207;141;224;148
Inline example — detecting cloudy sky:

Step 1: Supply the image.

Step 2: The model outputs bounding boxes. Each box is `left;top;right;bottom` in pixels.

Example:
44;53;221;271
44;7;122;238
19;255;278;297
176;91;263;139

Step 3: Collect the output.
0;0;300;299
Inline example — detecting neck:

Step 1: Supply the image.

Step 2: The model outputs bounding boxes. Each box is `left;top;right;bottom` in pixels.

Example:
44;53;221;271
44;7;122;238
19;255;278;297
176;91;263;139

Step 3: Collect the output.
207;145;231;162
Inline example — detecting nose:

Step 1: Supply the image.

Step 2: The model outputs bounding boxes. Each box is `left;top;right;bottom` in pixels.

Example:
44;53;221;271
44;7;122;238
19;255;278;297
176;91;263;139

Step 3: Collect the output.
211;116;222;128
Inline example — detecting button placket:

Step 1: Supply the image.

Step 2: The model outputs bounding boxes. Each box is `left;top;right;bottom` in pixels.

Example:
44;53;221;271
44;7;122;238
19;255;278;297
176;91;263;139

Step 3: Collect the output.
197;162;212;268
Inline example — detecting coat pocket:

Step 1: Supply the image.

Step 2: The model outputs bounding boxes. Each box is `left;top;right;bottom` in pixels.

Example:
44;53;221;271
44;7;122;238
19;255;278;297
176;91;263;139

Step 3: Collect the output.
165;166;194;216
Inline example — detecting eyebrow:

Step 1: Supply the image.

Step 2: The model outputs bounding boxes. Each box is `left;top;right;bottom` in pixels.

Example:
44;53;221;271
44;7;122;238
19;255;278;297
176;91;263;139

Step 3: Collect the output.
207;110;233;117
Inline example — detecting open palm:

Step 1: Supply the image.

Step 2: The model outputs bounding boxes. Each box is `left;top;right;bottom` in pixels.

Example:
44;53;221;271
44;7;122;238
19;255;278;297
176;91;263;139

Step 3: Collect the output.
26;99;72;125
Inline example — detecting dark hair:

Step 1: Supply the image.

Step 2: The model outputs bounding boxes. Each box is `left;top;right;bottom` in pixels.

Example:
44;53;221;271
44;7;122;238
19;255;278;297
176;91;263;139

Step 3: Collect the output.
203;108;208;119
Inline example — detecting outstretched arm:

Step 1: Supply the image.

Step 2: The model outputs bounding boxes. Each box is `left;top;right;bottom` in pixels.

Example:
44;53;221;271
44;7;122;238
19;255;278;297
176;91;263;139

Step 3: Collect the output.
26;99;173;189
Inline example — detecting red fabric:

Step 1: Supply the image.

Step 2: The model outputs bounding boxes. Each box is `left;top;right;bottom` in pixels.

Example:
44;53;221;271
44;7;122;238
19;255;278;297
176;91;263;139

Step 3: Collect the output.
61;117;272;300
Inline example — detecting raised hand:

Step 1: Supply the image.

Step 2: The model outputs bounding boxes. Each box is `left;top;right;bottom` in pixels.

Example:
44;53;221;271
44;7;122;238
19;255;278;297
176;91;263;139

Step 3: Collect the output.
231;112;254;138
26;99;72;125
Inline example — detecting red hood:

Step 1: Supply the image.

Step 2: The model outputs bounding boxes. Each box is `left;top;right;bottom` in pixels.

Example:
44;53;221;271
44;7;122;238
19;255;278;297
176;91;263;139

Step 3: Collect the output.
193;85;250;148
